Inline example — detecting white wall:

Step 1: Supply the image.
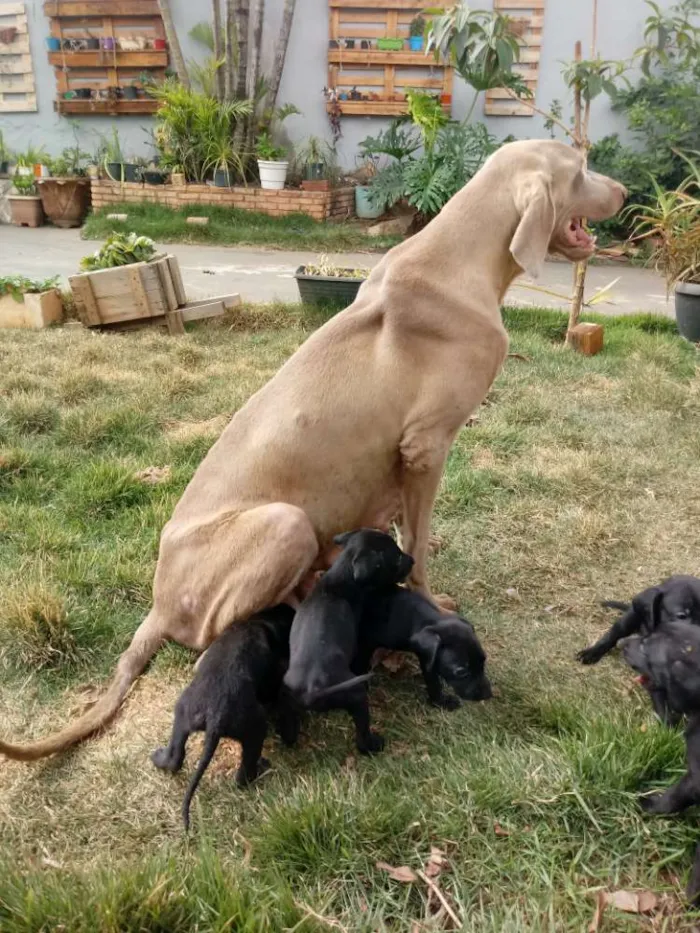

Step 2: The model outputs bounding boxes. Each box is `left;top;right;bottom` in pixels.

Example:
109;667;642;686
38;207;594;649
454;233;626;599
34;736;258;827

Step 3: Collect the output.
1;0;675;167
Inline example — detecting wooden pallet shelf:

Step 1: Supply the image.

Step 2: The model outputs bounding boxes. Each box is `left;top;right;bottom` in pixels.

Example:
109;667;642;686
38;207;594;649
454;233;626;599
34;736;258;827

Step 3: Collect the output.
43;1;160;15
48;50;168;67
485;0;546;116
55;98;160;114
328;0;452;117
0;2;37;113
45;0;168;116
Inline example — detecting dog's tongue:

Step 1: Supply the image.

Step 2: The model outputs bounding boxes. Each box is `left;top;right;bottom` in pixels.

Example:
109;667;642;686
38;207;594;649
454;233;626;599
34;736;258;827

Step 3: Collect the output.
634;674;650;687
567;218;595;248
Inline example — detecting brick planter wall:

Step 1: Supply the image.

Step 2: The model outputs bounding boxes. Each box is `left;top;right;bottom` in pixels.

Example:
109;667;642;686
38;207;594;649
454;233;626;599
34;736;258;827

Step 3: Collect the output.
90;180;356;222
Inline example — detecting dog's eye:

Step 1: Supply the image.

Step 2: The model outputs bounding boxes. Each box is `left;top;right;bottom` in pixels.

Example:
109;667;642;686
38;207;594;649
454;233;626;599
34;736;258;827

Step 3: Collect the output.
453;666;469;677
676;609;690;619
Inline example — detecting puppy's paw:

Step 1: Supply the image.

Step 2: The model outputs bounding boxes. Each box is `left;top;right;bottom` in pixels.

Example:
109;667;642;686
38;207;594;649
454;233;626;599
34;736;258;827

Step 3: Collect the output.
357;731;385;755
427;534;445;556
432;694;461;711
576;646;604;665
434;593;458;613
151;746;175;771
235;757;271;788
639;792;667;814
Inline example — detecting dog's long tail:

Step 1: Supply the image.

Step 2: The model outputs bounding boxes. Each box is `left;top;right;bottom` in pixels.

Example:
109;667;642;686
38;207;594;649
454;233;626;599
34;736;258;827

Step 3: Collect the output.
312;673;373;700
0;611;164;762
601;600;630;612
182;730;220;831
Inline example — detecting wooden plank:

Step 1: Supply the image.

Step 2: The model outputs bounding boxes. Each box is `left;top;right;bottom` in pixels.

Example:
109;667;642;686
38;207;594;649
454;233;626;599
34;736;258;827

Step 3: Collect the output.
329;50;439;65
335;73;387;86
330;6;340;40
0;79;35;93
331;0;426;8
329;99;451;116
0;94;36;111
43;1;160;15
179;300;225;322
166;256;187;307
0;53;32;73
54;99;160;114
0;2;25;14
181;294;241;315
47;50;168;67
165;310;185;335
68;275;101;326
126;265;154;319
154;257;178;311
0;36;29;55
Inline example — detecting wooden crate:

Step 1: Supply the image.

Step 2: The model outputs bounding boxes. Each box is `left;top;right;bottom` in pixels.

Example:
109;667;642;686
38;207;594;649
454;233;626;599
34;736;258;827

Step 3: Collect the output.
43;0;168;115
484;0;546;116
69;254;240;335
0;289;63;329
0;2;37;113
328;0;452;117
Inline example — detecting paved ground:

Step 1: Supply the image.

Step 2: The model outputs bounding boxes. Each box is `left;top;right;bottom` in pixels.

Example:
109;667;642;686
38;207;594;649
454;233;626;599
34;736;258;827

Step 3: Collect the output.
0;225;672;316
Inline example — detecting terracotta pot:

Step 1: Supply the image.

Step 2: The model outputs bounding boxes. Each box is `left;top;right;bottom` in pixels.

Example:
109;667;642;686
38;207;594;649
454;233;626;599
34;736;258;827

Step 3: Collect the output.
153;38;167;50
38;177;91;228
8;195;44;227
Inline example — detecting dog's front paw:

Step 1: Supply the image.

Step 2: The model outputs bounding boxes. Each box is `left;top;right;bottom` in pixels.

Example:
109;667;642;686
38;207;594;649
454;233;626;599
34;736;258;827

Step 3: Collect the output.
235;756;271;788
432;694;461;711
151;746;177;772
357;731;385;755
639;792;667;814
434;593;458;613
576;646;604;665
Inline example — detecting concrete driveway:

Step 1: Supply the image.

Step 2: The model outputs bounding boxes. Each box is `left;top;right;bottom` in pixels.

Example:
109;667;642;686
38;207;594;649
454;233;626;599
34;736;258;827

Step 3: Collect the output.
0;225;672;316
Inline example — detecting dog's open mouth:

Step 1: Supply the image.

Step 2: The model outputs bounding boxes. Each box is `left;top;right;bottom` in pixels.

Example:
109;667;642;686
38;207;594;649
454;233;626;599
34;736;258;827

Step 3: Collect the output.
634;674;651;688
565;218;596;251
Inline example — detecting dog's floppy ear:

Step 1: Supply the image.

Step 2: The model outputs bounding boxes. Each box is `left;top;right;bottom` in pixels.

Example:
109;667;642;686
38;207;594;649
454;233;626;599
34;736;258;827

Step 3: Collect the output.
411;626;441;673
510;171;556;280
632;585;663;628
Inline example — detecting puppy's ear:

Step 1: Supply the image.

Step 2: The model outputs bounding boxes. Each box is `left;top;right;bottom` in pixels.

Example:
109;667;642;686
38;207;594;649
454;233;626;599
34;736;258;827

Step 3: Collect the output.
333;531;354;548
632;586;663;628
411;626;441;673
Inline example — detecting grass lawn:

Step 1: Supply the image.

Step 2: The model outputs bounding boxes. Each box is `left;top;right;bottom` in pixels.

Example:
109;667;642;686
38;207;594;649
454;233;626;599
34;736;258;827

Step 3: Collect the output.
82;203;402;252
1;305;699;931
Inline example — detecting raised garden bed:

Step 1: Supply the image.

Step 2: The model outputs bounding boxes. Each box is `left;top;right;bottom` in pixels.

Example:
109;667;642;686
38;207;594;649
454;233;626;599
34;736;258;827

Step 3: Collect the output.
90;179;355;222
0;278;63;329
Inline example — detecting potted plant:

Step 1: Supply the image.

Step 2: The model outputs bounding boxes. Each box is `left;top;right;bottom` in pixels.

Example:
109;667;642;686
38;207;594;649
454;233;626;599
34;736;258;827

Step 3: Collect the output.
295;255;370;306
629;160;700;341
45;36;61;51
354;155;383;220
377;37;403;51
122;79;139;101
8;151;45;226
170;164;186;187
102;129;139;182
409;15;426;51
256;130;289;190
38;145;91;228
142;162;169;185
295;136;337;191
0;275;62;329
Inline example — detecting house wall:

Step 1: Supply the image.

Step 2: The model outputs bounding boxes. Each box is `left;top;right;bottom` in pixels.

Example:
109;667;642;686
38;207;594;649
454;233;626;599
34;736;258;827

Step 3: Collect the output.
2;0;674;168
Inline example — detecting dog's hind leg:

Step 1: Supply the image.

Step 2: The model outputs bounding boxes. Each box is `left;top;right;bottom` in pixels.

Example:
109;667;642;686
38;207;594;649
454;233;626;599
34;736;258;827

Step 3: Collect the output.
688;842;700;905
576;607;644;665
347;696;384;755
275;703;301;748
641;716;700;814
235;707;268;787
151;697;190;773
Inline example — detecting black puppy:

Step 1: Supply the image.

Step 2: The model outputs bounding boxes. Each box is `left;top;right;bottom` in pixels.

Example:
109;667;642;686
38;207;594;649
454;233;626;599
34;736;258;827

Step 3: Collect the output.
283;528;414;754
355;587;492;709
151;605;298;829
577;575;700;666
622;623;700;905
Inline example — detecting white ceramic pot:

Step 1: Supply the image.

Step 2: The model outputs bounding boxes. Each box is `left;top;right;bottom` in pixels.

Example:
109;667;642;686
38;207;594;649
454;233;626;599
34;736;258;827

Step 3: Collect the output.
258;159;288;190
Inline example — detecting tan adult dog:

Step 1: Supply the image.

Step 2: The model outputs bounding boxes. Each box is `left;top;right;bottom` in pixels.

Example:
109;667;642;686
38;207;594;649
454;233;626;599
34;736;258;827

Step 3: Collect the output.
0;140;625;761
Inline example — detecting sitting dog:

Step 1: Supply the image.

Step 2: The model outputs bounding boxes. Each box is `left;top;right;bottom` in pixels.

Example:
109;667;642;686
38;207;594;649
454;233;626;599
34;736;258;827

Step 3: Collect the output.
355;587;492;709
151;605;298;830
577;575;700;666
622;622;700;905
283;528;414;755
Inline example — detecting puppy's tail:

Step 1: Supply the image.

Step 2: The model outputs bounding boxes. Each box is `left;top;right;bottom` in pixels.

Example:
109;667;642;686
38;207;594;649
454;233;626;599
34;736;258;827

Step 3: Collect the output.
601;600;630;612
312;673;373;700
0;611;164;762
182;730;220;831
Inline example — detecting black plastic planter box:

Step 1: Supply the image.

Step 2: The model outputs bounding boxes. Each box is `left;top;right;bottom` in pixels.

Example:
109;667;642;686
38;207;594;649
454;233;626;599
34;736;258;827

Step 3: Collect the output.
294;265;366;306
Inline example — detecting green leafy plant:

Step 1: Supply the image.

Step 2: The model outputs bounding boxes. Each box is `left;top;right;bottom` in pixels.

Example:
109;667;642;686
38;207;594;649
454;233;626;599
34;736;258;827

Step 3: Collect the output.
358;120;420;163
11;173;37;195
427;3;530;119
15;145;48;168
293;136;340;183
49;145;90;178
80;233;158;272
302;255;369;278
256;129;286;162
626;156;700;289
0;129;13;165
409;14;426;37
0;275;60;302
100;128;124;165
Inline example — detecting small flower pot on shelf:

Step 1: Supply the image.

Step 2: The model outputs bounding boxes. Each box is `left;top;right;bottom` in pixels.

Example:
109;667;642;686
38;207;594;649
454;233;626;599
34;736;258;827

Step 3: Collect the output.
153;38;167;50
409;35;424;51
377;38;403;51
101;37;115;50
86;38;100;50
45;36;61;51
121;85;139;100
8;195;44;227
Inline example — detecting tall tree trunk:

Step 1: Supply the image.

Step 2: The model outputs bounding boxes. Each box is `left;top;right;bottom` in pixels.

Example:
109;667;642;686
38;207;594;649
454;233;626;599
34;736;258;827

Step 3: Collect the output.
245;0;264;153
212;0;224;99
224;0;236;100
268;0;296;108
234;0;250;100
157;0;190;87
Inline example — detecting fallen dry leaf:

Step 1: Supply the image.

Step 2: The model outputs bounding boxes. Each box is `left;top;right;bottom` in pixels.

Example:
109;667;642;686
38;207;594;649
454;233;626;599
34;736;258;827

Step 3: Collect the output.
588;891;607;932
134;465;171;485
380;651;409;674
493;822;510;837
424;847;448;880
376;861;417;883
604;889;658;914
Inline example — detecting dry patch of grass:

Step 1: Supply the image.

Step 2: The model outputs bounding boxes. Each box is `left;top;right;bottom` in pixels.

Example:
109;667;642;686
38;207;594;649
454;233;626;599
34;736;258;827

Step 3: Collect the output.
0;307;699;931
